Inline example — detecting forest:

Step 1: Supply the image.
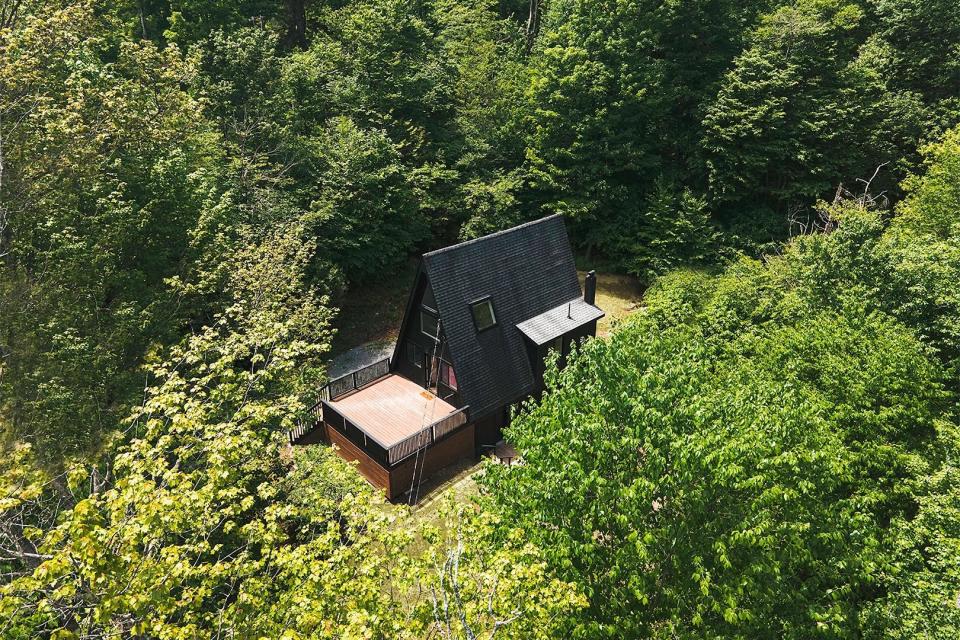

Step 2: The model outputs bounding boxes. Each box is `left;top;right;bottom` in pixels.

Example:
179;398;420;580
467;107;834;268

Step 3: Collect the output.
1;0;959;637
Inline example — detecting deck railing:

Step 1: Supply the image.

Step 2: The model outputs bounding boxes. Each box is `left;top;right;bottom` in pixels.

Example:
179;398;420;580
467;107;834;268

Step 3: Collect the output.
322;358;390;402
287;358;469;465
386;405;469;465
386;428;434;466
288;358;391;444
319;400;391;465
287;400;324;444
287;421;311;444
431;407;470;440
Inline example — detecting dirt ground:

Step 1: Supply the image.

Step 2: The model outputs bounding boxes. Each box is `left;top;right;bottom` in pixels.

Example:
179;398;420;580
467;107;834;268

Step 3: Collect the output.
330;259;417;355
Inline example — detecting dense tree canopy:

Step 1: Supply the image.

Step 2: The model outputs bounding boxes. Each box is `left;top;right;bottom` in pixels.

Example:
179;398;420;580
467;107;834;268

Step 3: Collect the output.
483;125;960;637
3;0;960;637
0;4;226;458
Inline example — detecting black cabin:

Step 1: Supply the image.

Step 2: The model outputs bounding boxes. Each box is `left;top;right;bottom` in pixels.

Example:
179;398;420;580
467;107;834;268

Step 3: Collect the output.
291;214;604;499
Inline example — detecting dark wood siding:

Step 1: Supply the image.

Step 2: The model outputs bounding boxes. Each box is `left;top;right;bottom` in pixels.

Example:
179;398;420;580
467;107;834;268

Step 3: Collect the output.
393;272;463;407
387;423;475;499
395;272;436;386
325;420;390;489
325;418;475;501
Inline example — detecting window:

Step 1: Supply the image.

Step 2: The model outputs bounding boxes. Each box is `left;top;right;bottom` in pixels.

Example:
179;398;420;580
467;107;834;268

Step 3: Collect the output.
544;335;563;368
470;297;497;331
420;308;439;340
546;336;562;355
406;342;424;368
439;361;458;390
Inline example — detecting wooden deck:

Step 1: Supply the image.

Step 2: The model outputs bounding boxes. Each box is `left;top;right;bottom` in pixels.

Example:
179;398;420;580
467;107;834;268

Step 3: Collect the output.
328;374;455;448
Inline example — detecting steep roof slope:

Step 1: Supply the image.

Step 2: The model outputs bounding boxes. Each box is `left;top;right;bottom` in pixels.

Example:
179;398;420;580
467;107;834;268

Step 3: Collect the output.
422;215;582;419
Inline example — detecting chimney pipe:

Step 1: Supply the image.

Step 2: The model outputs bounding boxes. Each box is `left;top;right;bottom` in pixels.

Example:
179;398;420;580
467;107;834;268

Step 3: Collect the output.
584;270;597;306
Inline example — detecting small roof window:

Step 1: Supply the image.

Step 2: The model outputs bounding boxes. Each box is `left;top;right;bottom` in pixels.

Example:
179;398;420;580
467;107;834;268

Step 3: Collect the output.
470;297;497;332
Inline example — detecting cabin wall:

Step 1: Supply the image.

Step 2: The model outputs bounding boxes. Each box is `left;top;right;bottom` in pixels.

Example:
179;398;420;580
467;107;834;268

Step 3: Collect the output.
394;273;430;386
323;418;476;501
565;320;598;353
324;420;391;489
528;319;599;393
393;273;462;406
387;423;475;500
527;339;546;389
475;407;509;448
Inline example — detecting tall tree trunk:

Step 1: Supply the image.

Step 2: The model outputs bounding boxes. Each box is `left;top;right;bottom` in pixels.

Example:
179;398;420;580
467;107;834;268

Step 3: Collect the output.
0;0;25;30
525;0;541;52
137;0;148;39
284;0;308;50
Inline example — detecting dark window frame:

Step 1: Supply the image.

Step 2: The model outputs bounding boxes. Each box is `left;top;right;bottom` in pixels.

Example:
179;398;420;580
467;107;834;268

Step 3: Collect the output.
406;341;424;368
439;360;458;391
420;306;440;341
469;296;497;332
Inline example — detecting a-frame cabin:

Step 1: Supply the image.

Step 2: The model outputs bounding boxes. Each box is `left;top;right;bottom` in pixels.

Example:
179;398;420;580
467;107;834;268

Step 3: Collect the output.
290;215;604;500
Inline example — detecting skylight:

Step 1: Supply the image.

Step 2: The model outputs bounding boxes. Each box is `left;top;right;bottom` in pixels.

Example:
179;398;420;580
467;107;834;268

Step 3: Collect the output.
470;297;497;331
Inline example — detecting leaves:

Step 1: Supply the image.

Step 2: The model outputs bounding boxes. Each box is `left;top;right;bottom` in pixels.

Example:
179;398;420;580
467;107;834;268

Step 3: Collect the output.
483;127;960;635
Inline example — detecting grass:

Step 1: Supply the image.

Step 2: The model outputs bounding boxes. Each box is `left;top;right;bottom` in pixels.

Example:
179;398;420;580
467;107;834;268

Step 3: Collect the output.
405;457;483;513
580;271;645;337
382;457;485;557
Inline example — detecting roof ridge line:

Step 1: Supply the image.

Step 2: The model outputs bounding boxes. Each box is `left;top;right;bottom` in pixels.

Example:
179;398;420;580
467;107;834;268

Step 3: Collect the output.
422;214;563;259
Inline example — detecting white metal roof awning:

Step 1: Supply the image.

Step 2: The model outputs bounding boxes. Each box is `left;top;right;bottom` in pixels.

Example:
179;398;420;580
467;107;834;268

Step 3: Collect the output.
515;298;604;346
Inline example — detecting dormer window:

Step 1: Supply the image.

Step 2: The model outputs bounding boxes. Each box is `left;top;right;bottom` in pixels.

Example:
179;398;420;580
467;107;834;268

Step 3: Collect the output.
470;297;497;332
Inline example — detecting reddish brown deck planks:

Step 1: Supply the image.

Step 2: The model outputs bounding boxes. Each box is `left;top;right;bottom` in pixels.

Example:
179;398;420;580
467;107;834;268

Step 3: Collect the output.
328;374;455;447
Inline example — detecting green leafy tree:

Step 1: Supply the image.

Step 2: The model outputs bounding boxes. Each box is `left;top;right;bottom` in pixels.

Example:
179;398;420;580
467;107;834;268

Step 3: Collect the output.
702;0;871;240
306;116;426;282
434;0;529;240
523;0;760;269
0;3;228;459
484;129;960;634
524;0;664;254
1;225;351;637
769;126;960;372
701;0;957;248
1;221;581;638
416;503;587;639
486;301;957;636
872;0;960;122
894;125;960;239
613;178;718;281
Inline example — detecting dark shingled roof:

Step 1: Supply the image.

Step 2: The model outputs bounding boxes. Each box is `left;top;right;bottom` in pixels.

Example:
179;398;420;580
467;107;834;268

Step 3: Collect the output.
422;215;584;420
